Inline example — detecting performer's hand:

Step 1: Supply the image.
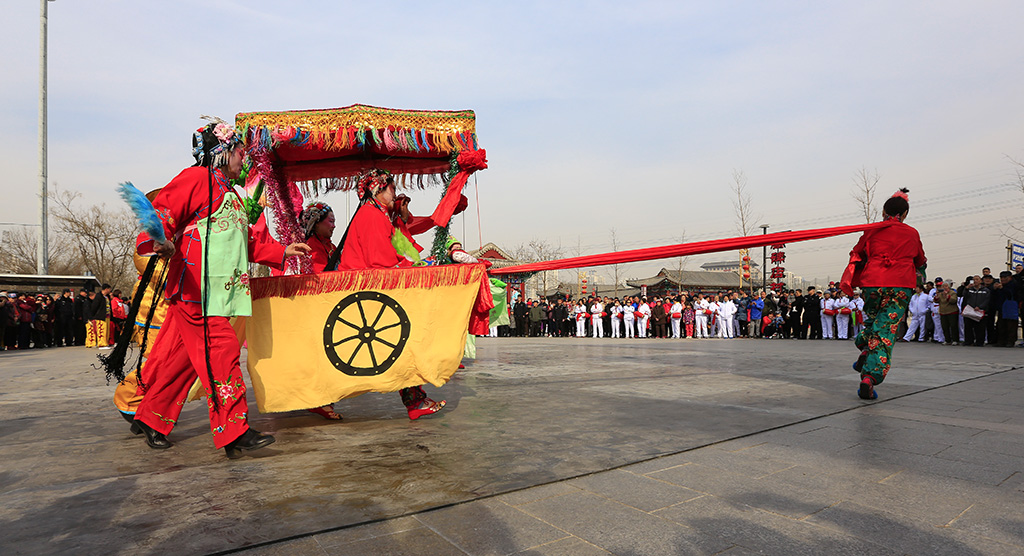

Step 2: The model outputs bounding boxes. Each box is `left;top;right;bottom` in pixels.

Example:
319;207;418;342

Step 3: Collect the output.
285;242;311;257
153;239;176;259
397;196;412;223
453;194;469;215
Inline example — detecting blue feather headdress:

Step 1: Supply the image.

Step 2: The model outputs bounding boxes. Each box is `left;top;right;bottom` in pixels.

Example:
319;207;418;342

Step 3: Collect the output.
117;181;166;244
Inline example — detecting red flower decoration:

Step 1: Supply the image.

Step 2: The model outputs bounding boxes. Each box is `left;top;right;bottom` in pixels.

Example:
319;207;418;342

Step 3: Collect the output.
457;148;488;173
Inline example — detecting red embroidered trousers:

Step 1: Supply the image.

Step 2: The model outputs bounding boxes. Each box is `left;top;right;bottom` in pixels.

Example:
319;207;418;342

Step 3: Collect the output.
134;301;249;449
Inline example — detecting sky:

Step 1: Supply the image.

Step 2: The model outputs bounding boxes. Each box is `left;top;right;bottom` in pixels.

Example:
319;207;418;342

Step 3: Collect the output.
3;1;1024;287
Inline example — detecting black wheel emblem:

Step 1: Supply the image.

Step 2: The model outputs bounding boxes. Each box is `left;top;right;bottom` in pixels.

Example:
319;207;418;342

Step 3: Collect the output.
323;291;410;376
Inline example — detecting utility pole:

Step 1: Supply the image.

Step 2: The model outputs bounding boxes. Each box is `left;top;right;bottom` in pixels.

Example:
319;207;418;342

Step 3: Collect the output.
38;0;55;275
759;224;769;292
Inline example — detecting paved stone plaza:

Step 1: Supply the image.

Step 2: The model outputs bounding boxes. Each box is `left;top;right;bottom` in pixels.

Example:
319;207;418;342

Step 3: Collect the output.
0;337;1022;555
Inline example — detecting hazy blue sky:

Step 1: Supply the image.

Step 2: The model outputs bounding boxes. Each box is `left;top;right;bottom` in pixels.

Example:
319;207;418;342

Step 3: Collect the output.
3;1;1023;285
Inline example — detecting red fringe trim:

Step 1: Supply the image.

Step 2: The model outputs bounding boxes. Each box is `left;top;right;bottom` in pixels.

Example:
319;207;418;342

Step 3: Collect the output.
251;264;487;300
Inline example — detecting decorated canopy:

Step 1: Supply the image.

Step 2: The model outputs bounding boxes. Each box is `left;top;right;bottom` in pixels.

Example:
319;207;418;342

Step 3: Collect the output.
236;104;486;274
236;104;478;192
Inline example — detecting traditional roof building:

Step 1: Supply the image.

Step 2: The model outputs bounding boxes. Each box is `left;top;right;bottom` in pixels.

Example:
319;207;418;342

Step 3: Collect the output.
626;268;751;297
699;260;759;272
470;242;517;269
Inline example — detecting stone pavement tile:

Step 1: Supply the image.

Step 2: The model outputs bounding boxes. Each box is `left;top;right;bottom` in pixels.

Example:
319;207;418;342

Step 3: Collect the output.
853;430;953;457
806;500;1018;556
653;493;900;556
710;429;793;452
672;446;796;479
882;398;973;418
517;490;733;555
413;498;568;555
878;468;1009;504
510;536;612;556
966;430;1024;457
947;497;1024;548
500;482;582;507
236;537;328;556
567;469;704;512
934;444;1024;471
868;414;988;438
312;516;424;548
647;462;753;497
617;452;693;474
949;405;1018;423
650;463;840;520
763;465;875;500
909;388;996;404
841;474;979;527
319;527;465;556
743;431;861;456
726;442;903;486
835;443;1014;486
973;391;1024;407
997;471;1023;492
1002;414;1024;426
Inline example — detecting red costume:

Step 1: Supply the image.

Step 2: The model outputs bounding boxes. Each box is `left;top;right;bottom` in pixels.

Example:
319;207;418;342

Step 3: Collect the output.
134;166;288;448
337;200;414;271
846;220;926;289
308;234;335;273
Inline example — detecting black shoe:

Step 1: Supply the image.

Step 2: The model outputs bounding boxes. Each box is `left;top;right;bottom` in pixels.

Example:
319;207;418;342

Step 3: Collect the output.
224;428;275;459
135;419;172;449
120;411;143;435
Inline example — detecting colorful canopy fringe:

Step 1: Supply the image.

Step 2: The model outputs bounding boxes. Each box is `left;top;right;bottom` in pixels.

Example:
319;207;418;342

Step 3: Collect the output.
236;104;477;160
235;104;485;274
489;221;891;275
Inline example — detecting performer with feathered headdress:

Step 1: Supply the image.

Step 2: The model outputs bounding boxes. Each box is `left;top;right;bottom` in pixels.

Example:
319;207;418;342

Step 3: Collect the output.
841;188;927;400
123;118;311;458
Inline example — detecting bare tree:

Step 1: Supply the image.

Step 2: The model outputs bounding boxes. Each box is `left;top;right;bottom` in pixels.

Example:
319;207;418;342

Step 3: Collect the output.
731;170;762;291
1009;155;1024;196
851;167;881;223
0;225;84;276
1003;155;1024;240
50;187;137;291
0;227;44;274
673;231;688;294
731;169;760;237
510;239;563;297
609;228;623;296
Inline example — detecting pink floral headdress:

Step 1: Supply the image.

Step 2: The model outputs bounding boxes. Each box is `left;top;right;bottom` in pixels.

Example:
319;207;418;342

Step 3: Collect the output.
356;169;393;201
192;115;243;168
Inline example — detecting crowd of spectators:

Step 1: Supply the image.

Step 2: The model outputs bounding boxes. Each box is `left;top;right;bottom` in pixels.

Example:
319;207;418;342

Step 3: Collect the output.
0;285;127;351
501;264;1024;347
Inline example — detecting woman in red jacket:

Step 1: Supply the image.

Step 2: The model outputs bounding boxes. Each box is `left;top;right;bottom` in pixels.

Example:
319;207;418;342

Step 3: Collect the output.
132;121;311;457
296;201;343;420
336;169;446;419
841;188;926;400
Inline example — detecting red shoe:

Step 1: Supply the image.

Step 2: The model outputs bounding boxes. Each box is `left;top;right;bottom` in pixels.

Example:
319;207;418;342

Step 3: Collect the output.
307;405;342;420
458;363;466;369
408;399;446;420
858;376;877;400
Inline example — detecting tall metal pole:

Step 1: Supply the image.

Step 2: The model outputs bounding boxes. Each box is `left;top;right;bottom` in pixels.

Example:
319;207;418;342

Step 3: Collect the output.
38;0;51;275
760;224;769;292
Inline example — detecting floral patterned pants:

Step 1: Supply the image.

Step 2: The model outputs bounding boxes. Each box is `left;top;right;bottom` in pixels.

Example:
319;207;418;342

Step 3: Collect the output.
134;301;249;449
854;286;912;385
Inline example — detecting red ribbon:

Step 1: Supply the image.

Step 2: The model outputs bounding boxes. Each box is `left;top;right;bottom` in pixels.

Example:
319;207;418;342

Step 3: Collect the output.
430;148;488;229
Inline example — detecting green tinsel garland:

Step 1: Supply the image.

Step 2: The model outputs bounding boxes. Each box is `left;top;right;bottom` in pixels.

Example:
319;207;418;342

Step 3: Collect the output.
430;153;461;264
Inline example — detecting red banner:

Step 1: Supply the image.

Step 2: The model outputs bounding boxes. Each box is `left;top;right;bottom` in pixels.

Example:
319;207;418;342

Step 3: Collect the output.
490;221;891;275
